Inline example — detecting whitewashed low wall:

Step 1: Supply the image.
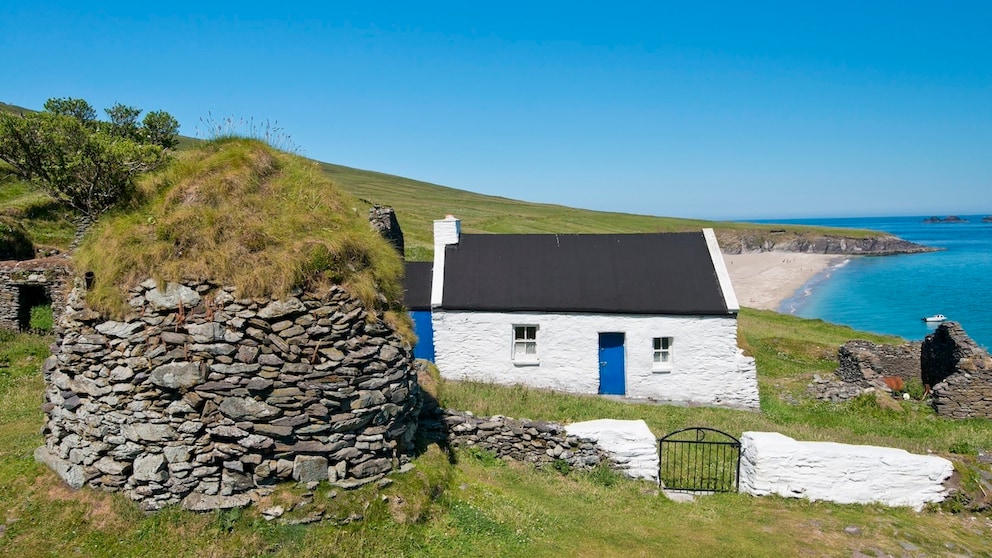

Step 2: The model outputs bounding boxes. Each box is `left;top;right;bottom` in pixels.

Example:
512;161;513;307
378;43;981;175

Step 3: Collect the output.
739;432;954;510
565;419;658;483
432;310;759;410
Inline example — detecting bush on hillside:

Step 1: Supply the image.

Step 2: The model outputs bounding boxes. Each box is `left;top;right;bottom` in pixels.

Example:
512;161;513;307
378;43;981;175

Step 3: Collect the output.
0;97;179;220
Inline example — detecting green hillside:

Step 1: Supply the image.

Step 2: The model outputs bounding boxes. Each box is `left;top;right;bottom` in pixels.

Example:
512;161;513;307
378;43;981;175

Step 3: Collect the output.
318;160;880;260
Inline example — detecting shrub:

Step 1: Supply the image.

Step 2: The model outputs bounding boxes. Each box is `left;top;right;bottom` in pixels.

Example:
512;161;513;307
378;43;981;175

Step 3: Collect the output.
0;97;178;220
551;459;572;476
28;304;53;332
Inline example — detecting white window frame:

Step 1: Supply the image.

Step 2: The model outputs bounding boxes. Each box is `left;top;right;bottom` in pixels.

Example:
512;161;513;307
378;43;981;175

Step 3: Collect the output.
652;336;673;373
512;324;539;365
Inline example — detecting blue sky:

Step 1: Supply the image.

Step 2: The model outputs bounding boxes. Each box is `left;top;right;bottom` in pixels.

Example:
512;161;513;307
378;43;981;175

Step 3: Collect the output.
3;1;990;220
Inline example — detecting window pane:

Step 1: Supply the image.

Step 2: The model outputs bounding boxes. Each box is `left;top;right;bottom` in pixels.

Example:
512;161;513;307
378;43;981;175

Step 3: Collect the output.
662;337;671;350
653;338;661;350
653;352;661;362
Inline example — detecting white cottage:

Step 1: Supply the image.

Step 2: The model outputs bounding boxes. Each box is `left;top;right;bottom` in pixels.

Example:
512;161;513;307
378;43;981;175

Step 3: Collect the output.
406;215;759;410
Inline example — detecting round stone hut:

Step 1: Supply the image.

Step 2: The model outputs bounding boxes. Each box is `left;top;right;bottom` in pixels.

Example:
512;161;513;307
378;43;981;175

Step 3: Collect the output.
36;139;421;510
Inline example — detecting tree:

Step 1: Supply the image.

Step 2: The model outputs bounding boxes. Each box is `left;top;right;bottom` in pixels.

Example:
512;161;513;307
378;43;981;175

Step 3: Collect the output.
0;97;179;220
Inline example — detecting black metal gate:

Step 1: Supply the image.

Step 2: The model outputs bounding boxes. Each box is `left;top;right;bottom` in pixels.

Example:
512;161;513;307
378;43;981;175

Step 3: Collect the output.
658;427;741;493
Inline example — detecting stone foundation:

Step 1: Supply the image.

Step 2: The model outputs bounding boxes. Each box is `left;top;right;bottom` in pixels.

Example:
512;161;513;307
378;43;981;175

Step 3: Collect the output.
39;279;421;510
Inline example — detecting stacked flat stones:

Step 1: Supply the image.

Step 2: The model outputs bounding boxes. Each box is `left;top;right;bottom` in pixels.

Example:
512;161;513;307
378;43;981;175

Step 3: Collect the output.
923;322;992;419
0;256;70;331
835;340;921;385
809;340;923;402
38;279;420;511
418;404;606;470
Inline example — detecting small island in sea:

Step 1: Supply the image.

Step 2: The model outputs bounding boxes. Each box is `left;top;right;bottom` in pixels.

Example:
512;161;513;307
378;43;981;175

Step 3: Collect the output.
983;216;992;223
922;215;969;223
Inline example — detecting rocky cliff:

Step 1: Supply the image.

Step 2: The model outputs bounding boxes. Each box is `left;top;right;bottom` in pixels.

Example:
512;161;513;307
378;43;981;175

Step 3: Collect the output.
716;229;936;255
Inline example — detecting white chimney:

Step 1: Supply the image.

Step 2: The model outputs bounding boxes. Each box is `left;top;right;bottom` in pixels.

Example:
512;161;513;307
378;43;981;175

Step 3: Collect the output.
431;215;460;307
433;214;461;249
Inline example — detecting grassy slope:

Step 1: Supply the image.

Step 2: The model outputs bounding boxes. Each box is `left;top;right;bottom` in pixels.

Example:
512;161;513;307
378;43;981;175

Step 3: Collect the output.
0;179;76;251
318;161;880;261
2;311;992;557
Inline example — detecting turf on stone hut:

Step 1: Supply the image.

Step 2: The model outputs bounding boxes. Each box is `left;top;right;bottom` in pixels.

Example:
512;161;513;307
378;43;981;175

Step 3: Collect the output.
37;139;422;511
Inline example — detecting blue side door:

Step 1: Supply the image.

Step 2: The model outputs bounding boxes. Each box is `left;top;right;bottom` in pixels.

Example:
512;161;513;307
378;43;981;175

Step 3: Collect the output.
410;310;435;361
598;332;626;395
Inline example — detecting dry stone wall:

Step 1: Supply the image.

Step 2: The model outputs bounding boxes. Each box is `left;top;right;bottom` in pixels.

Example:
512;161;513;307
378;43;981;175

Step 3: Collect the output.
38;279;421;511
810;339;922;403
923;322;992;419
835;340;921;385
419;407;607;471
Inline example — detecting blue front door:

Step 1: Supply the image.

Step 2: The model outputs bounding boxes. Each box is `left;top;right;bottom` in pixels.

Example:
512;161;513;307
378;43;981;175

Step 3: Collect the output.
598;333;626;395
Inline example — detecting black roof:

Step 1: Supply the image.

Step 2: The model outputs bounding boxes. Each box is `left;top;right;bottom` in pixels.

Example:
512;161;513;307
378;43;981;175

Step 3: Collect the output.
402;261;433;310
439;232;732;315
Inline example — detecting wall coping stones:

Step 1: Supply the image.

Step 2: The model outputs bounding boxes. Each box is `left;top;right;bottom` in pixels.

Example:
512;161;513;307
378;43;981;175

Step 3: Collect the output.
739;431;953;511
565;419;659;483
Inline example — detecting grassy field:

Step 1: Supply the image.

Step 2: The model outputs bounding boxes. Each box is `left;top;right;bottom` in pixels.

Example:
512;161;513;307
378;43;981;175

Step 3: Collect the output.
2;310;992;558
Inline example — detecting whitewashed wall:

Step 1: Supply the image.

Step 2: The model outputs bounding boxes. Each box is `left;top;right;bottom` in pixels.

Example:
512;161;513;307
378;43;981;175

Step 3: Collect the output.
566;419;660;482
432;310;759;409
739;432;954;510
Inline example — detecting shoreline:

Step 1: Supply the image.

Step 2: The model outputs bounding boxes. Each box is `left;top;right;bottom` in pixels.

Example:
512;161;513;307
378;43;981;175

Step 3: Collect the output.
723;253;847;311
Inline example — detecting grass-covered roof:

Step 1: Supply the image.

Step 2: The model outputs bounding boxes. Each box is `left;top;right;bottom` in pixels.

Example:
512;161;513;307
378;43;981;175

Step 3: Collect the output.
75;138;405;317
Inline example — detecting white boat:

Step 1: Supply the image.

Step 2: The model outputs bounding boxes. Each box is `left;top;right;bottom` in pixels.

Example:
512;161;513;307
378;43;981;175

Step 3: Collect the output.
922;314;947;323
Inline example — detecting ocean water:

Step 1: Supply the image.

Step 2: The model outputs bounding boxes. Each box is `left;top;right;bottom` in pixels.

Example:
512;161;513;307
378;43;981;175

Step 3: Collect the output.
756;216;992;349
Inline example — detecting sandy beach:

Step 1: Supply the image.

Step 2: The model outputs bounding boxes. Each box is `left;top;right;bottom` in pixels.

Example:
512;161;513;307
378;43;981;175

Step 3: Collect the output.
722;253;845;311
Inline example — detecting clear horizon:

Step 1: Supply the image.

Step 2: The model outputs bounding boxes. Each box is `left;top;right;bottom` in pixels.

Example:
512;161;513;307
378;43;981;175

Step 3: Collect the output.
3;1;990;221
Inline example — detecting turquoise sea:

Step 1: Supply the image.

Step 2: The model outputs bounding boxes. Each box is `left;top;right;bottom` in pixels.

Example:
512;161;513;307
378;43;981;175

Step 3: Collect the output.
756;216;992;349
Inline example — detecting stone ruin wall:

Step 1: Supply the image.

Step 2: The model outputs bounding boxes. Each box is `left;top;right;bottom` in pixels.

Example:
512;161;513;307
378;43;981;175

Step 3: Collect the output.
809;339;922;403
923;322;992;419
368;205;404;256
38;279;422;511
0;256;71;331
810;324;992;419
835;340;922;386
